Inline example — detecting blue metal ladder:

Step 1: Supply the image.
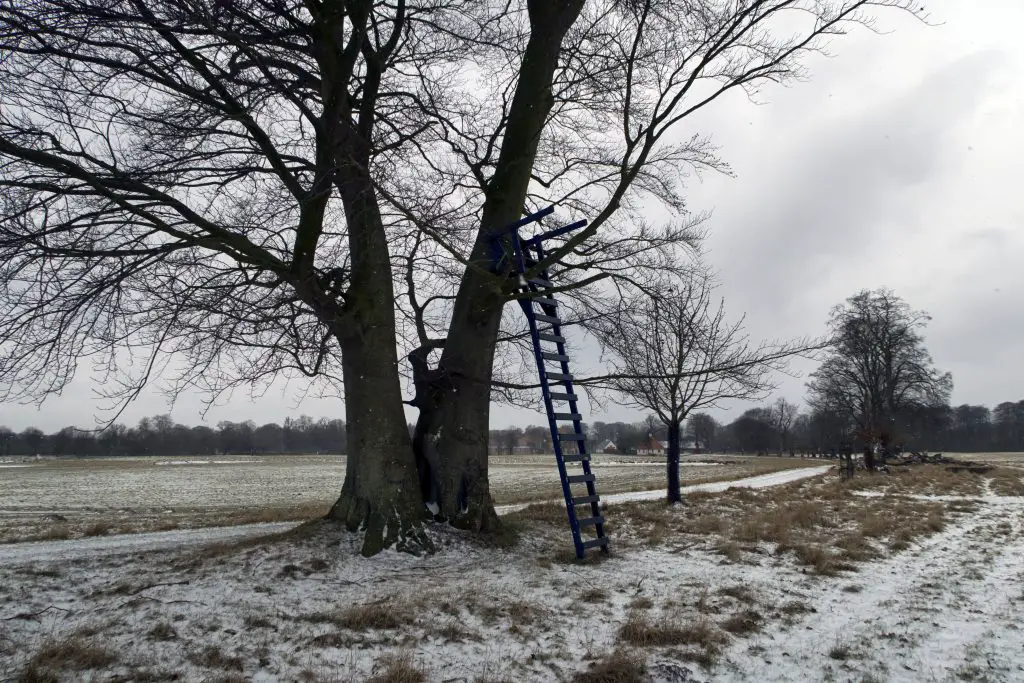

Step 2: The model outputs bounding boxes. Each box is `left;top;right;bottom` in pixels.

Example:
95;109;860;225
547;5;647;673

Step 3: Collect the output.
490;206;609;559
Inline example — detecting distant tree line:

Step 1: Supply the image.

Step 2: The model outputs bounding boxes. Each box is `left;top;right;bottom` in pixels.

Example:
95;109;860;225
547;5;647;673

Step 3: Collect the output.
0;415;346;457
708;400;1024;455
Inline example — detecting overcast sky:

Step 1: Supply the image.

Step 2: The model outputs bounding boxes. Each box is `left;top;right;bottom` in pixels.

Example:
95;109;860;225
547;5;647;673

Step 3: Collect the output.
2;0;1022;432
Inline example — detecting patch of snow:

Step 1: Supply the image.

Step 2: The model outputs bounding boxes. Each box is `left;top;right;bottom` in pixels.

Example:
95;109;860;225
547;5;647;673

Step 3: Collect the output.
0;522;296;566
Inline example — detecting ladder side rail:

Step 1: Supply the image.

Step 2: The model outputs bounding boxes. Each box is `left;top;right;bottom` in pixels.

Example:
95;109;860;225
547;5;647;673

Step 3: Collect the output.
518;295;584;558
532;243;605;553
532;245;602;548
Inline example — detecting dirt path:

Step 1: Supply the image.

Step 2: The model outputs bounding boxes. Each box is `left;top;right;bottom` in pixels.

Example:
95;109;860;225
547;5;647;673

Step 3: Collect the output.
0;466;831;567
721;496;1024;682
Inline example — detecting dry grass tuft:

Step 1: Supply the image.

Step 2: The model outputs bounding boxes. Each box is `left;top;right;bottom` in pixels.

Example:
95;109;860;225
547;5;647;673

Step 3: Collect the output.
619;612;728;652
580;587;609;604
21;636;117;680
720;609;763;635
717;585;756;604
828;641;856;661
146;622;177;641
780;600;813;616
301;599;416;631
82;521;112;537
572;649;647;682
629;596;654;610
367;652;427;683
186;644;244;672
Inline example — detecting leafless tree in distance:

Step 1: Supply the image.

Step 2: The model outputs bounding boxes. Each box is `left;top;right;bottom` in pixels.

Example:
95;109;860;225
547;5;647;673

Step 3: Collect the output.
588;269;819;502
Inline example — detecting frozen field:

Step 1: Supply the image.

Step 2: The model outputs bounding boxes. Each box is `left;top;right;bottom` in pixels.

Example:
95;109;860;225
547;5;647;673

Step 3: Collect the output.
1;463;1022;682
0;453;805;543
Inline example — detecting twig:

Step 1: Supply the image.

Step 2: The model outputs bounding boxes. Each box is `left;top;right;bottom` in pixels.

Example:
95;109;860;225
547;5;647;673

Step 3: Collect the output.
1;604;71;621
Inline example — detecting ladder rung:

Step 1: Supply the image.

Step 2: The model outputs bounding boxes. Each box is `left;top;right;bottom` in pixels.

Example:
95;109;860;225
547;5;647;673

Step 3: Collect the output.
538;332;565;343
572;495;599;505
562;454;590;463
582;537;609;550
535;313;560;324
549;392;577;402
553;413;582;421
542;352;569;362
558;433;585;441
567;474;594;484
547;372;572;382
529;278;553;288
531;297;557;307
578;516;604;527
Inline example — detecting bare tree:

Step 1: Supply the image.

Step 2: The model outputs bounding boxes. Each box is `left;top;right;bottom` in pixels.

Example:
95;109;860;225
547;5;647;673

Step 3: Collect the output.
0;0;484;555
588;271;816;502
768;398;799;455
687;413;718;453
807;289;952;464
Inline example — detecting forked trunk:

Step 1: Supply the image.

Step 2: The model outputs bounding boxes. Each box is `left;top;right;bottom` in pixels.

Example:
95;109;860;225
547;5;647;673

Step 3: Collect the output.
414;0;585;529
329;323;430;556
326;126;429;555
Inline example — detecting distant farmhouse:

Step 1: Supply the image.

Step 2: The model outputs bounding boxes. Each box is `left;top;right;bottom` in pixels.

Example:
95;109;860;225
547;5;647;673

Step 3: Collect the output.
635;435;701;456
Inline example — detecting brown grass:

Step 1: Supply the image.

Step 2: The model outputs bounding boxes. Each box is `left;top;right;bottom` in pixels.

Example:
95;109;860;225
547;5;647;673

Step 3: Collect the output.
605;465;973;576
619;612;728;652
20;636;117;681
720;609;763;635
572;650;647;682
579;588;609;603
367;652;427;683
82;521;112;537
186;645;244;672
301;598;416;631
629;596;654;610
146;622;177;641
988;468;1024;496
717;585;756;604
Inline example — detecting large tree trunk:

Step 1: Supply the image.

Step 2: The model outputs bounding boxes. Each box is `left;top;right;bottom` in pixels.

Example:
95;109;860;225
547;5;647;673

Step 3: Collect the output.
413;0;585;530
326;119;429;555
667;421;682;504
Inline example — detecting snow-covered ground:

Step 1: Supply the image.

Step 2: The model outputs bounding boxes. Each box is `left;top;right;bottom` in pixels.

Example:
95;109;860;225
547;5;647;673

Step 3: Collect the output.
2;465;1021;682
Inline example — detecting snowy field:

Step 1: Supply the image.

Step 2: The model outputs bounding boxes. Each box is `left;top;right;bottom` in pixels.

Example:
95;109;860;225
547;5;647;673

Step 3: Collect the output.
1;461;1023;682
0;454;804;543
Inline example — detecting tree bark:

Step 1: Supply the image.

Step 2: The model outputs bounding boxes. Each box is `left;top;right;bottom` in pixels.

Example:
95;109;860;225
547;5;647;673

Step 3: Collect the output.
326;110;429;555
667;421;682;504
413;0;585;530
